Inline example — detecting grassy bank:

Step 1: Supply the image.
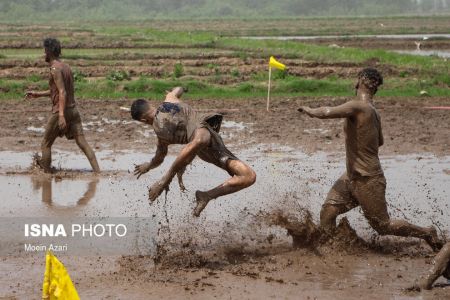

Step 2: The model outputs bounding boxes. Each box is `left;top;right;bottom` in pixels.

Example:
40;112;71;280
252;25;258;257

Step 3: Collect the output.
1;73;449;101
0;20;449;101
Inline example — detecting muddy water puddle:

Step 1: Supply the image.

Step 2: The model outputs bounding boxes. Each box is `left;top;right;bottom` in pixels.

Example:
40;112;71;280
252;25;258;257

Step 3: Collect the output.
0;146;448;256
393;49;450;58
243;34;450;40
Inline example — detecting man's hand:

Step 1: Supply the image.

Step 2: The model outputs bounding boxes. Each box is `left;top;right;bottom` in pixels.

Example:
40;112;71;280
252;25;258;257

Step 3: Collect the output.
134;162;151;179
25;91;39;99
58;115;67;132
148;180;169;202
177;169;187;192
298;106;314;117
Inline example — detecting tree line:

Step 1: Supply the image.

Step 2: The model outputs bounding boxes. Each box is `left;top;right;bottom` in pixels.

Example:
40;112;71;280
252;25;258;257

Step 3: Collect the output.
0;0;449;21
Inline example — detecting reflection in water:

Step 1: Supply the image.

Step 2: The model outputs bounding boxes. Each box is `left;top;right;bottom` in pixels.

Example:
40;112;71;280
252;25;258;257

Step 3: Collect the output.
31;177;98;207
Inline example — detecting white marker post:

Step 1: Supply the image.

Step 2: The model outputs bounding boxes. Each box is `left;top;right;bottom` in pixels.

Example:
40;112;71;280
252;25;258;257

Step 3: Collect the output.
267;56;286;112
267;66;272;112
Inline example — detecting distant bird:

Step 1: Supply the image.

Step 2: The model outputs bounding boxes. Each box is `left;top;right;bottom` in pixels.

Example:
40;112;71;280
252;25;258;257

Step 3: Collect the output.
423;36;429;40
379;23;385;27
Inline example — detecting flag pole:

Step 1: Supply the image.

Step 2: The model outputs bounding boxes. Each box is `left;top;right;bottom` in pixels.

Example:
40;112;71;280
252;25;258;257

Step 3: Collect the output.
267;66;272;112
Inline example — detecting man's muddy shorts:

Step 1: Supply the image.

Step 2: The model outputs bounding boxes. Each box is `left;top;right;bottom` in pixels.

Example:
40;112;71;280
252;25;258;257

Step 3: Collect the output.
323;172;387;213
42;107;83;147
196;126;238;171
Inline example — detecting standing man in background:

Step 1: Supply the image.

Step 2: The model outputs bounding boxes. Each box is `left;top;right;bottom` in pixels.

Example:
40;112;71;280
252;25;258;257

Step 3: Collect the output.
26;38;100;173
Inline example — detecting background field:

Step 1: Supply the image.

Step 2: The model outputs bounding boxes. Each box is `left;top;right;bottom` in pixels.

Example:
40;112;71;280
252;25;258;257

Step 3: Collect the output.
1;13;450;300
1;17;449;101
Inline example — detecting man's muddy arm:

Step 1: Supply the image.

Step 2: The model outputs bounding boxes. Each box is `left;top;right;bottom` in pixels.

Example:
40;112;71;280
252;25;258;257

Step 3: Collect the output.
379;125;384;146
299;101;359;119
25;90;51;99
134;139;168;179
52;68;67;115
52;67;68;131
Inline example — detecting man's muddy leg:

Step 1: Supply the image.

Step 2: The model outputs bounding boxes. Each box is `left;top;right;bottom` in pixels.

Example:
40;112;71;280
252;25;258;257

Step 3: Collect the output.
417;242;450;290
355;176;442;251
320;204;352;233
193;159;256;217
320;174;356;234
74;135;100;173
40;117;59;172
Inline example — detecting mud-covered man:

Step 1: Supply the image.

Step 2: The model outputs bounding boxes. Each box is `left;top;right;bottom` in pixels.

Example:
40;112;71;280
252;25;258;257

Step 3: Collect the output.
410;241;450;290
25;38;100;173
298;68;441;251
130;87;256;217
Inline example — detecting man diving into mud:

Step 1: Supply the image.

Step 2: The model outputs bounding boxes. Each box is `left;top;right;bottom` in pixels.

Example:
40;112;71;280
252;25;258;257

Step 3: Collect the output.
25;38;100;173
410;241;450;291
130;87;256;217
298;68;441;251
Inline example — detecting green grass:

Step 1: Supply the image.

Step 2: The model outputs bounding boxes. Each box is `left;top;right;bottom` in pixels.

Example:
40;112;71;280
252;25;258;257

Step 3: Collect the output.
2;75;450;101
1;22;449;101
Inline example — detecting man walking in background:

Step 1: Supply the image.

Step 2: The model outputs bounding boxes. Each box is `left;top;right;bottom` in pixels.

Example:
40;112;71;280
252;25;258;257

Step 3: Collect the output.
26;38;100;173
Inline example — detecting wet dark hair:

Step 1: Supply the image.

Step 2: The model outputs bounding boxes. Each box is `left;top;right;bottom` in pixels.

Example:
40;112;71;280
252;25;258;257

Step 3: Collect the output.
357;68;383;94
131;99;149;120
43;38;61;57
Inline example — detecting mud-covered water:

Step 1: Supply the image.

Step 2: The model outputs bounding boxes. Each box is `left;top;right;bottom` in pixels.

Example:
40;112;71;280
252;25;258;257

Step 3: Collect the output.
0;146;448;256
243;34;450;40
0;146;449;299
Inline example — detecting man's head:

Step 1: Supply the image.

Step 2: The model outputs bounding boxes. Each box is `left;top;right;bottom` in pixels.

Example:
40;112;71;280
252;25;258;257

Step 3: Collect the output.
43;38;61;63
131;99;152;123
356;68;383;95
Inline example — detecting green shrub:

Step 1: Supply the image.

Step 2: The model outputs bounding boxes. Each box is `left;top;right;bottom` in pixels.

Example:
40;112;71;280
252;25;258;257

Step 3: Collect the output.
106;70;131;81
231;69;240;77
73;69;87;82
173;63;184;78
27;74;41;82
124;77;151;92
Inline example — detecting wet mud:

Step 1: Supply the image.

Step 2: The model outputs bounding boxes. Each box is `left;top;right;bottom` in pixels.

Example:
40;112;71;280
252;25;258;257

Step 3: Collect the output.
0;144;449;298
0;97;449;299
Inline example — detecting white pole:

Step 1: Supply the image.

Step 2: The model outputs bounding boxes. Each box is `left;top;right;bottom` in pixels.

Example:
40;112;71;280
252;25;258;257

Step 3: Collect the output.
267;67;272;112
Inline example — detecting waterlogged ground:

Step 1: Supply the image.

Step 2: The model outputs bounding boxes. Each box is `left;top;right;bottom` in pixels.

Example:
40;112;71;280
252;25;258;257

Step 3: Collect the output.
0;147;449;299
0;97;449;299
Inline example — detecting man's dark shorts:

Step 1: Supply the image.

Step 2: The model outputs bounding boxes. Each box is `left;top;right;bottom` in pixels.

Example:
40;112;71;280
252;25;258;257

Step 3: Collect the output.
196;125;239;171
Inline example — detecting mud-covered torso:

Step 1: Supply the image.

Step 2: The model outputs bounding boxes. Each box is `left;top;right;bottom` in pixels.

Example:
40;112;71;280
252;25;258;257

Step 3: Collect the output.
49;61;76;114
344;103;383;179
153;102;222;145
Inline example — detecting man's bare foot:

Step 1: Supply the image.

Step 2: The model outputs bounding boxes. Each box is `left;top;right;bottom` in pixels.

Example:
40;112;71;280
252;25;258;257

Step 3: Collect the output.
425;226;443;252
193;191;211;217
32;154;54;174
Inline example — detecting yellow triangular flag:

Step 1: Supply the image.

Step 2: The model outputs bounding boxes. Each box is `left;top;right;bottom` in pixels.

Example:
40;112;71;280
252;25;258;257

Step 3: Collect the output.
269;56;286;70
42;251;80;300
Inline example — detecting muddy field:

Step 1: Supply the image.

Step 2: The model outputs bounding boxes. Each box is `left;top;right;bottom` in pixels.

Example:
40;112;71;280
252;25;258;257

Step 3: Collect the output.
0;96;449;299
0;96;449;154
1;18;450;300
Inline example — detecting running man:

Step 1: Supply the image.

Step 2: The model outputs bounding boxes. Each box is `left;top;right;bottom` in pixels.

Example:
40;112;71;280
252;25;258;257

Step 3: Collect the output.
25;38;100;173
410;241;450;290
298;68;441;251
130;87;256;217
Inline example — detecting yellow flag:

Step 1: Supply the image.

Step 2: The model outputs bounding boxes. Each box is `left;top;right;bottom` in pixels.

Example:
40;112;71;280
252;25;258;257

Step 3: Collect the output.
42;251;80;300
269;56;286;70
